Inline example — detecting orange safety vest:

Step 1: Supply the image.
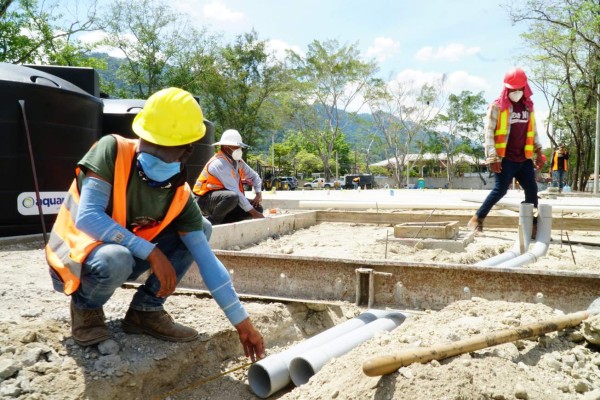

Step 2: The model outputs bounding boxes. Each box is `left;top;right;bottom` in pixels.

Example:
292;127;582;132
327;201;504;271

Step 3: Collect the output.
45;134;190;295
192;152;245;196
494;108;535;159
552;151;568;171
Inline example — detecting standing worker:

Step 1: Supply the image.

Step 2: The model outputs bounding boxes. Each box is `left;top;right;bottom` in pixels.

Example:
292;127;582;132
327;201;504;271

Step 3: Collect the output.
552;143;569;192
45;88;265;362
193;129;264;225
468;68;545;232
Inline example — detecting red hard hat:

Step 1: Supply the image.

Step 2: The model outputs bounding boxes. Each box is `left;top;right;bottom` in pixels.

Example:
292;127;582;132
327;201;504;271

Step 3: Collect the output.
504;68;528;89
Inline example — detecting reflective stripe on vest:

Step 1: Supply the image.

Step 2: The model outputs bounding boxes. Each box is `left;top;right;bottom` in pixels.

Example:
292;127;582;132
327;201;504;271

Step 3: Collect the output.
494;109;535;159
45;135;190;295
192;152;245;196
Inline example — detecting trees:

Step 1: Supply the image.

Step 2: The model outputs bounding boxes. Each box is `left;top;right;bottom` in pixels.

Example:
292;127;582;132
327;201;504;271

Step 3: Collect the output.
434;91;486;188
1;0;100;65
193;31;290;150
97;0;212;99
509;0;600;190
286;39;378;181
365;76;445;187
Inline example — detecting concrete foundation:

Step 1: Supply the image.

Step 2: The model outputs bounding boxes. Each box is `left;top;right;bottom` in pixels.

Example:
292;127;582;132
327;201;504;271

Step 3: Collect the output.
381;229;475;252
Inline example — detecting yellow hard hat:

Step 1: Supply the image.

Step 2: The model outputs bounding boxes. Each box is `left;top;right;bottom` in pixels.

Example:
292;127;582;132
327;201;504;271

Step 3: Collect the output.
132;87;206;146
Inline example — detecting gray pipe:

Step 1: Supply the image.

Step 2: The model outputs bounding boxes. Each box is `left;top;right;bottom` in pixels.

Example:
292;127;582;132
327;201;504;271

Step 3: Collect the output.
495;204;552;268
248;309;398;398
475;203;534;267
288;311;408;386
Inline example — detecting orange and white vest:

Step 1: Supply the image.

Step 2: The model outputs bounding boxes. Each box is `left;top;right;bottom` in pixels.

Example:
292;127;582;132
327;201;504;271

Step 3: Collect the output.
192;152;244;196
45;134;190;295
494;109;536;159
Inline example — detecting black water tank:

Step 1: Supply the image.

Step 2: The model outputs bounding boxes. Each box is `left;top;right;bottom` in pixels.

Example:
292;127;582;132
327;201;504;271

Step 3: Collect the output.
101;98;216;189
0;63;103;237
24;64;100;97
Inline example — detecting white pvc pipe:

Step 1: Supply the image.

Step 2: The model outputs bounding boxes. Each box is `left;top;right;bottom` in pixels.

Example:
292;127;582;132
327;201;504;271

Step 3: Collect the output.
288;311;408;386
495;204;552;268
475;203;534;267
248;309;398;398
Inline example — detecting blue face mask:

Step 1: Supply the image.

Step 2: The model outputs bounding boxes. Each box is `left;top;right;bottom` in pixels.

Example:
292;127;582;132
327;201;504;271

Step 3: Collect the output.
137;152;181;183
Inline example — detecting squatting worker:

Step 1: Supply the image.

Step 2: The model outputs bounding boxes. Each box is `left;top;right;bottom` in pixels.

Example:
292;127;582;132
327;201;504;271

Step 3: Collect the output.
192;129;264;225
45;87;265;361
468;68;544;232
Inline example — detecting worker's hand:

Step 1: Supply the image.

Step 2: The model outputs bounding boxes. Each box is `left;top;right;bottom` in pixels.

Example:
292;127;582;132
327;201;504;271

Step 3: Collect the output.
490;162;502;174
248;208;265;219
235;318;265;362
147;247;177;298
251;192;262;208
535;155;544;170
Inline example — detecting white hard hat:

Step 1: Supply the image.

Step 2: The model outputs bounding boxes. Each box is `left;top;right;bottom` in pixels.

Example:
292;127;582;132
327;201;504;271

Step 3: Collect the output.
213;129;248;148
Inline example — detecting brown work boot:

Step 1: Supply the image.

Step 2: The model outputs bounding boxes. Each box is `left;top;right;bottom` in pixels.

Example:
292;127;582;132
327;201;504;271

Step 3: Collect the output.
122;308;198;342
70;300;110;346
467;215;484;232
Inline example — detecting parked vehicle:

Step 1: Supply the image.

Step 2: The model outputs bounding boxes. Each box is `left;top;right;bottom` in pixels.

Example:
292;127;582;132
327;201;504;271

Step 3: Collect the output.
279;176;298;190
344;174;374;189
264;176;297;191
303;178;343;189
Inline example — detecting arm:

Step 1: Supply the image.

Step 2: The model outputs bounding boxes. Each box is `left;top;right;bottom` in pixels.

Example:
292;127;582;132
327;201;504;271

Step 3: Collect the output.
240;163;264;211
180;230;265;361
240;161;263;194
484;104;500;165
483;104;502;173
76;172;176;297
531;113;544;170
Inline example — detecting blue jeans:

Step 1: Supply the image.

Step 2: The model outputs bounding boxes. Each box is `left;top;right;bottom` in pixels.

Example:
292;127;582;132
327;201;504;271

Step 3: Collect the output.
71;228;193;311
552;170;566;189
476;158;538;219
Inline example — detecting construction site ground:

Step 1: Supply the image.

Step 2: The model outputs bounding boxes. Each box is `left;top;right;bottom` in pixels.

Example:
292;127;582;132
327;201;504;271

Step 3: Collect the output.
2;188;600;400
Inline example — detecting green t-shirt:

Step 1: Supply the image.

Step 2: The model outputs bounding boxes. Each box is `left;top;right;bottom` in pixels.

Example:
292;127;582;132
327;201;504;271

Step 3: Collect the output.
78;135;203;233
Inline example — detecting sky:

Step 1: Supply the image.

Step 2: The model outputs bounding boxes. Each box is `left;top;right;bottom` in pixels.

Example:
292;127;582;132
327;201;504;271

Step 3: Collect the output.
80;0;550;145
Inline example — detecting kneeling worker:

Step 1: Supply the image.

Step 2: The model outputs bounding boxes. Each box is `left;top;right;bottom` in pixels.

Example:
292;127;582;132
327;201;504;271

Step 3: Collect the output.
193;129;264;225
46;87;265;361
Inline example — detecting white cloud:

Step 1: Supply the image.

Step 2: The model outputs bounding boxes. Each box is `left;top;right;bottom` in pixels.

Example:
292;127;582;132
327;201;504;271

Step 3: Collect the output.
78;31;129;58
203;1;245;23
366;37;399;62
415;43;480;62
266;39;303;62
391;69;444;89
444;70;489;94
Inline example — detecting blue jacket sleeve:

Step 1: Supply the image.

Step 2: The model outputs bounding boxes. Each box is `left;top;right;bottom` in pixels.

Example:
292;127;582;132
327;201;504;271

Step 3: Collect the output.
180;230;248;325
76;177;155;259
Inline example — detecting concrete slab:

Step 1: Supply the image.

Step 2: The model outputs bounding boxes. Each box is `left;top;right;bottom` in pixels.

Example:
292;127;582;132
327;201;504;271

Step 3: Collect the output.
393;221;459;239
210;211;317;249
380;229;476;252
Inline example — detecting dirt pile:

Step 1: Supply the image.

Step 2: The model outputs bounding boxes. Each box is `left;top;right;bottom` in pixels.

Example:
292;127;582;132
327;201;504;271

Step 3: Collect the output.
1;222;600;400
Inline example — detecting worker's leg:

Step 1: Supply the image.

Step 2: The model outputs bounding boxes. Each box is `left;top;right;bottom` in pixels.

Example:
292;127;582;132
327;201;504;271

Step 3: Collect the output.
475;159;517;220
552;170;559;188
514;160;538;208
123;228;198;342
202;216;212;241
74;244;135;309
197;190;239;225
70;243;135;345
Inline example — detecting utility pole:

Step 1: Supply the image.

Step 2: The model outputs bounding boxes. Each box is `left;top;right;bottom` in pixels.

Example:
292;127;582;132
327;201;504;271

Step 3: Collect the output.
271;133;275;176
595;83;600;194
